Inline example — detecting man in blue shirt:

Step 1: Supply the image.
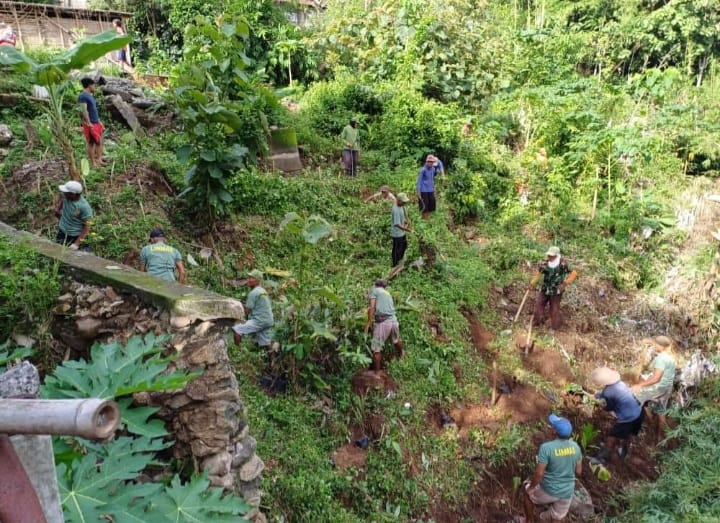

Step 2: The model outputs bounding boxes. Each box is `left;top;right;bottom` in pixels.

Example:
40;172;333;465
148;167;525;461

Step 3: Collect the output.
416;154;439;219
590;367;644;463
78;77;105;167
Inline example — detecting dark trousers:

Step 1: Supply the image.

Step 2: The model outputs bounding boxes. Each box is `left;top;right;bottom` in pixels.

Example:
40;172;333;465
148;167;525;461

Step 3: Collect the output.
55;229;79;246
532;292;563;330
342;149;359;176
392;235;407;267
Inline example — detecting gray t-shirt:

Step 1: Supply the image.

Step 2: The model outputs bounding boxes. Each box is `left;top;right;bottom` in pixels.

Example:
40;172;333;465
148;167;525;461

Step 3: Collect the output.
59;196;93;236
537;439;582;499
140;242;182;281
369;287;397;323
391;204;407;238
246;285;274;329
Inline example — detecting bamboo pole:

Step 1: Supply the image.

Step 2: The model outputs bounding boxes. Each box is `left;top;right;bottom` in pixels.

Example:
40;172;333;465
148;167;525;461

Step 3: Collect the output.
0;399;120;440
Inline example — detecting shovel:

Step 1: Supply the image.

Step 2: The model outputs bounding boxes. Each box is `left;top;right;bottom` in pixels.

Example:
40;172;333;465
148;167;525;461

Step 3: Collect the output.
519;318;535;355
513;289;531;323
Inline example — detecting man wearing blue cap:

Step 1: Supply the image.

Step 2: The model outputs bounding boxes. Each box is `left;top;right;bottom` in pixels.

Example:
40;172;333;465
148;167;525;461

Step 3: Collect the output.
519;414;582;522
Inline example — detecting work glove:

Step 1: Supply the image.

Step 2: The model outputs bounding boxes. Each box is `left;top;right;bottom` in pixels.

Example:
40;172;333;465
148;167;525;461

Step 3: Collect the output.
69;243;79;251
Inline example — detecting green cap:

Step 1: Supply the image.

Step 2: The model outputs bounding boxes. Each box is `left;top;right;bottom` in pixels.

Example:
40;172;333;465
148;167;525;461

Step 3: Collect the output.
397;192;410;203
545;246;560;257
246;269;264;280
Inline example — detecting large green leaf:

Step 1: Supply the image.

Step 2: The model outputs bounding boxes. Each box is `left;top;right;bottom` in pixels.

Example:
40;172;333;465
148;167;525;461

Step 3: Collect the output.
302;215;333;244
117;398;169;438
42;333;197;400
0;45;37;72
152;474;251;523
57;30;132;72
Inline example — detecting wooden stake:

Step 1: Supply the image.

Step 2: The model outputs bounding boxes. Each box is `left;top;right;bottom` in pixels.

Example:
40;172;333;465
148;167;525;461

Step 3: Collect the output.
491;360;498;406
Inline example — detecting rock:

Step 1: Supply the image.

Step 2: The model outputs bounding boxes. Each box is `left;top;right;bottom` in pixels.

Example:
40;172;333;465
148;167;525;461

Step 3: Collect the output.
58;293;74;303
238;455;264;482
166;394;193;410
170;316;192;329
232;436;257;466
76;317;103;339
201;452;232;476
12;334;36;348
104;287;119;301
208;473;235;490
131;98;161;110
86;289;105;304
195;321;213;336
107;94;145;137
240;487;262;507
0;124;12;146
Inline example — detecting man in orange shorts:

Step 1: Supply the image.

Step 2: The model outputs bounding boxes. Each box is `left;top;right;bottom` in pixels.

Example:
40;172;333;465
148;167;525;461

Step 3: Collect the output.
78;77;105;167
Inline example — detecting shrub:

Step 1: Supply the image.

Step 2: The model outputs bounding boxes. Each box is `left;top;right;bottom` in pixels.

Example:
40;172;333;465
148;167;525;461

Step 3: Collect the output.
0;238;60;339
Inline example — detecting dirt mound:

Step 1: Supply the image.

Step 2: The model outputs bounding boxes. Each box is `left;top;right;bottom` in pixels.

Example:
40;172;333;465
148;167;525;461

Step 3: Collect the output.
332;443;367;471
351;369;397;397
523;346;576;387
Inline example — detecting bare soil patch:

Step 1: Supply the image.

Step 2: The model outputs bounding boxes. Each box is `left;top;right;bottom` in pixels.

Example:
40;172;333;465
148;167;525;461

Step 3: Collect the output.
332;443;367;471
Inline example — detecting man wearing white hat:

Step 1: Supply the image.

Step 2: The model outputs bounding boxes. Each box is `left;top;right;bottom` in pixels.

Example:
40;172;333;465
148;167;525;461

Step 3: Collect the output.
528;246;577;330
589;367;644;463
54;180;93;250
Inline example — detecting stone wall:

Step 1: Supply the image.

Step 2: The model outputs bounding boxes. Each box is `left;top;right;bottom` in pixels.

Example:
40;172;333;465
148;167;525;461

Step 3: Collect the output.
55;279;265;522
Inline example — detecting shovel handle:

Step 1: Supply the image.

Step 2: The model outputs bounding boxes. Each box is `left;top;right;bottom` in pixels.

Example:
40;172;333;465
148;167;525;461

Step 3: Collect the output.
524;319;533;355
514;290;531;323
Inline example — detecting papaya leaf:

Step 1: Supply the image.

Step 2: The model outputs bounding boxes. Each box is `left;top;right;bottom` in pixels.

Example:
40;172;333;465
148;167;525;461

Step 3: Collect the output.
117;399;169;438
151;473;251;522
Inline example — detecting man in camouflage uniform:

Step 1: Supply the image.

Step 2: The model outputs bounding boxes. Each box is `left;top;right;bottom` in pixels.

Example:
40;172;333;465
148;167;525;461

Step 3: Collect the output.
528;246;577;330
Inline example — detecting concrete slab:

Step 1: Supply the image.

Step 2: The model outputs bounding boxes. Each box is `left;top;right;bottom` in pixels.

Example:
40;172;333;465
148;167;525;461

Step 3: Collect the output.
0;222;244;323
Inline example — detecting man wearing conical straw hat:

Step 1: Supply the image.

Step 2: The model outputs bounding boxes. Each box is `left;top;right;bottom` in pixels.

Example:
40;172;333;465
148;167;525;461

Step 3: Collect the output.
589;367;644;464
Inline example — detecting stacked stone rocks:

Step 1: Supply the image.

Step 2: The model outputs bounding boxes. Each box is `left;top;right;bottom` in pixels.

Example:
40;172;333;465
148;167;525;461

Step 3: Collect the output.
54;280;265;522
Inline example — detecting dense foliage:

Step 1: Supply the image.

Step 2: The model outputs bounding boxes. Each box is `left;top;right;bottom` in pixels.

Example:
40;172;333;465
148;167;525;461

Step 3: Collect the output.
2;0;720;520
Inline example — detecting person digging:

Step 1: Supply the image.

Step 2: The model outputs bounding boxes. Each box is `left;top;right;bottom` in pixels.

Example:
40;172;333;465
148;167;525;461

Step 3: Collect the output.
517;414;582;523
528;246;577;331
364;279;403;372
633;336;677;443
588;367;644;465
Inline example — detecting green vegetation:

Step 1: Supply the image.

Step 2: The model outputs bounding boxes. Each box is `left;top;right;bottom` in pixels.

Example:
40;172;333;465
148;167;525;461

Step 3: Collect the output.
2;0;720;521
45;334;249;522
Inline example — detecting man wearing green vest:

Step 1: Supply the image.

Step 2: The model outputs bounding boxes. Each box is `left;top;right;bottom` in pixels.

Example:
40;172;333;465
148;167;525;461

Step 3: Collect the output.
139;229;186;283
519;414;582;522
54;180;93;250
364;279;403;372
340;117;360;176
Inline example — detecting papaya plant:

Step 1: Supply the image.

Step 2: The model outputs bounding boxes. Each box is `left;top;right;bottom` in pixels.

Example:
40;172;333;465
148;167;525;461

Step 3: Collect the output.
0;31;131;179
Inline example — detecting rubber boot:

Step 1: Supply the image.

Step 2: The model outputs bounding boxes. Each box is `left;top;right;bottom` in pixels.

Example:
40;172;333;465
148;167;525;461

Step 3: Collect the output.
372;352;382;373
